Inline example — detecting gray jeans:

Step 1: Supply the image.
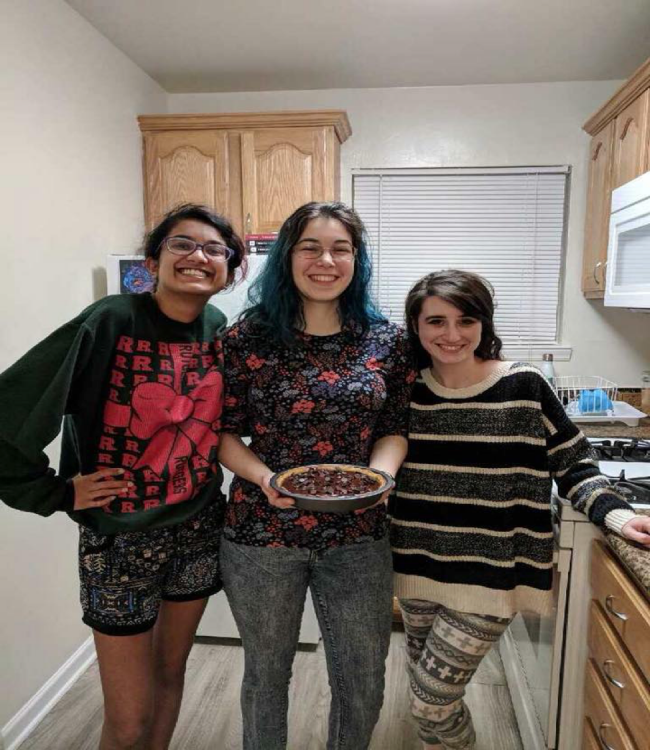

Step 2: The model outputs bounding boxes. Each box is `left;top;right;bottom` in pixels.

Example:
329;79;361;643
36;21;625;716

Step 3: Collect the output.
221;536;393;750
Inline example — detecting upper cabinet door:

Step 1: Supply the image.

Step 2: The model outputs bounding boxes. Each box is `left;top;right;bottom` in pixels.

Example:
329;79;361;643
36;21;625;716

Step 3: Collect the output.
142;130;234;230
240;127;339;235
582;121;615;296
612;89;650;189
139;111;350;237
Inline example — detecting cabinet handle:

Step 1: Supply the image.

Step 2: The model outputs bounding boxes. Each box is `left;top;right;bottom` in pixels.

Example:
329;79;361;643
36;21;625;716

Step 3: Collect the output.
245;213;252;234
605;595;628;621
598;723;616;750
593;261;603;284
602;660;625;690
619;117;634;141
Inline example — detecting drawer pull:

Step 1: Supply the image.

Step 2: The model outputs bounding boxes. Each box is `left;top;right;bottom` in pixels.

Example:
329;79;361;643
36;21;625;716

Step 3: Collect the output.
605;595;628;621
602;660;625;690
598;723;616;750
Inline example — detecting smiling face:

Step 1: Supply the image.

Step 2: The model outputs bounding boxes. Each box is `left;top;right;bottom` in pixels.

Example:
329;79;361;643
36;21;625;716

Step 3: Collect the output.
290;217;356;305
415;295;483;369
146;218;229;301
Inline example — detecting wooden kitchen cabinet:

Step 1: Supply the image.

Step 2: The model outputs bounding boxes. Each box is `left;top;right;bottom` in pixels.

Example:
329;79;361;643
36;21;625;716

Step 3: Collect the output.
584;542;650;750
582;121;615;296
590;541;650;681
138;111;351;235
612;89;650;190
141;129;237;231
241;126;340;235
582;718;601;750
584;659;637;750
588;601;650;750
582;58;650;298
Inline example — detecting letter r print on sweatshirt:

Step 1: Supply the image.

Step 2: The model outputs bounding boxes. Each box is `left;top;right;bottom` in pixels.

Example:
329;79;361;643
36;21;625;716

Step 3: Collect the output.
101;338;223;511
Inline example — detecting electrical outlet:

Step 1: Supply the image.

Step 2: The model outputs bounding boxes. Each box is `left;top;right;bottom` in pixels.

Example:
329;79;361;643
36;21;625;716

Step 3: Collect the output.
643;370;650;383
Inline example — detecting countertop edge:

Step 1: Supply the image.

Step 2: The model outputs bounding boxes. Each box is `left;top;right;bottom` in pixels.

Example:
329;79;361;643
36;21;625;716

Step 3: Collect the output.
605;523;650;603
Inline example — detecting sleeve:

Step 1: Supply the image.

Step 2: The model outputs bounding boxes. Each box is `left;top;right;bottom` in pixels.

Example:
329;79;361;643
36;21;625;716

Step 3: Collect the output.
0;317;95;516
373;328;417;441
211;305;228;336
540;373;632;529
221;325;252;437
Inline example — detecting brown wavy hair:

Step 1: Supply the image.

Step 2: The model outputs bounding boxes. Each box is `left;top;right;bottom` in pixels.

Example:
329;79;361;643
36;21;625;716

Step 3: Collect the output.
404;270;503;369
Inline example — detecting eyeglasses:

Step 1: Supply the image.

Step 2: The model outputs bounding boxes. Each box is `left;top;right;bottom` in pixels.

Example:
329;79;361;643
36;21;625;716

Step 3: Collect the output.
162;236;234;262
292;243;356;262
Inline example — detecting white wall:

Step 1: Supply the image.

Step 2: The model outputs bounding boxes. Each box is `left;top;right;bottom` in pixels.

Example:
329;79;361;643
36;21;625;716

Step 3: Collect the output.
0;0;166;731
171;83;650;386
2;8;649;735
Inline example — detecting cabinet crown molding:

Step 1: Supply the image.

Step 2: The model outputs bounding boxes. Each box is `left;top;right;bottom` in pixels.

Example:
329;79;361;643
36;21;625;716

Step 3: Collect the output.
138;109;352;143
583;56;650;135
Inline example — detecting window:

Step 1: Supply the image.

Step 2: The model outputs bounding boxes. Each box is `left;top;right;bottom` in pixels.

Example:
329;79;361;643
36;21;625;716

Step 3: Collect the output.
353;167;570;360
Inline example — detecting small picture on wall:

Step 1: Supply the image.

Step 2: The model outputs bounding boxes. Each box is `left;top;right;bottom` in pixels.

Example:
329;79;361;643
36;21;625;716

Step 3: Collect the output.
107;255;155;295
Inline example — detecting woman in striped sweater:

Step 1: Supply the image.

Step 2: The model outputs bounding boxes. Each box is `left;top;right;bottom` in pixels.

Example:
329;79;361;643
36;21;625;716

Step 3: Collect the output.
390;270;650;750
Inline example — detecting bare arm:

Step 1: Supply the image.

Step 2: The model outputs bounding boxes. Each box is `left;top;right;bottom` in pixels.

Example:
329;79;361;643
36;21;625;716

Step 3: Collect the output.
356;434;408;513
369;434;408;479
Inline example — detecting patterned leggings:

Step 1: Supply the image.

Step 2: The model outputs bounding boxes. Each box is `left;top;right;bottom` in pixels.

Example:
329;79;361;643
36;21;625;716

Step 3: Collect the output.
399;599;513;749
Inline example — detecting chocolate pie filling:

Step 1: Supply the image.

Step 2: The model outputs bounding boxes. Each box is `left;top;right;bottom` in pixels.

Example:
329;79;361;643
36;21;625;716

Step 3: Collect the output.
281;467;381;497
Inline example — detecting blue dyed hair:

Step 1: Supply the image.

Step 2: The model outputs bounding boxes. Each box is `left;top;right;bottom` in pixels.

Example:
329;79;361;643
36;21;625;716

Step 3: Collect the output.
241;201;385;345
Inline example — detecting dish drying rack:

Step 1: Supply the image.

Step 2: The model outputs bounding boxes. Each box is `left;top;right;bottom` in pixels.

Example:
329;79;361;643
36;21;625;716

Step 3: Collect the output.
553;375;646;426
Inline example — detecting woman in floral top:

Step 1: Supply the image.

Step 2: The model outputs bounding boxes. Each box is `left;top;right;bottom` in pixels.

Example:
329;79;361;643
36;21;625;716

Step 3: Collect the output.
218;201;415;750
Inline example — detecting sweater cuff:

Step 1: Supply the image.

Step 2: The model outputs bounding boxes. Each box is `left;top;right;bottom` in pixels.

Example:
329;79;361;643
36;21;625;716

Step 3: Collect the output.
604;508;637;534
61;479;76;513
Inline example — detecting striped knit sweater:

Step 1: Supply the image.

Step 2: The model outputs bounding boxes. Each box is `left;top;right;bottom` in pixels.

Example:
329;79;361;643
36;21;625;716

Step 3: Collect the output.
390;361;634;618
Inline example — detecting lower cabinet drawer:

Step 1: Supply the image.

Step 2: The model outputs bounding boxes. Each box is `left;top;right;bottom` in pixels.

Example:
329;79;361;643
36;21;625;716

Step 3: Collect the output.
583;717;601;750
588;600;650;750
584;658;637;750
591;542;650;682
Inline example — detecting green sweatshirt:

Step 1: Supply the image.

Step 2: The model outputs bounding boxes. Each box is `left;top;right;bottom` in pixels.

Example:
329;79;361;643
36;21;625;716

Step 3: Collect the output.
0;293;227;535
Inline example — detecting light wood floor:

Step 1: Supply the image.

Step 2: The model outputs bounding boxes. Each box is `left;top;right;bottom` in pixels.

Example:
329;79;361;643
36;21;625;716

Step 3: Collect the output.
19;631;523;750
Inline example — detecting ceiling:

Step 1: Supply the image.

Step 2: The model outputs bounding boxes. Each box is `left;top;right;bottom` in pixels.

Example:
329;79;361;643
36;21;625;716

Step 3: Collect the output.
64;0;650;93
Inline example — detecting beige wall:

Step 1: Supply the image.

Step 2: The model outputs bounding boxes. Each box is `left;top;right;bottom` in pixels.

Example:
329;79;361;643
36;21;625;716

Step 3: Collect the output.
171;83;650;386
0;0;166;730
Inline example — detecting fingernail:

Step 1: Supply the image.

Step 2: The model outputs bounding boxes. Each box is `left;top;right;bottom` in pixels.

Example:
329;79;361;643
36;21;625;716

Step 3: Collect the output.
127;482;134;487
109;495;116;500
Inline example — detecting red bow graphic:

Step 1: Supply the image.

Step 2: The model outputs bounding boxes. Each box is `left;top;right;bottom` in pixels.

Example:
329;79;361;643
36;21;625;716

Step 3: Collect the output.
104;370;222;505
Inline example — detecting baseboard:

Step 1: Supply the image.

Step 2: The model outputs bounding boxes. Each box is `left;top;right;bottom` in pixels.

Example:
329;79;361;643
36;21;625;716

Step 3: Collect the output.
2;636;96;750
499;631;547;750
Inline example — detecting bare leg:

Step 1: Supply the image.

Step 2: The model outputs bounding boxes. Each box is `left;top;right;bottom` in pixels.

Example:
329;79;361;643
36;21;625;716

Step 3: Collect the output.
148;597;209;750
94;630;154;750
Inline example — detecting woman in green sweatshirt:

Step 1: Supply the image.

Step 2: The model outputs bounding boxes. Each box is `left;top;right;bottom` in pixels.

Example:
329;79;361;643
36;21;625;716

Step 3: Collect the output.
0;204;245;750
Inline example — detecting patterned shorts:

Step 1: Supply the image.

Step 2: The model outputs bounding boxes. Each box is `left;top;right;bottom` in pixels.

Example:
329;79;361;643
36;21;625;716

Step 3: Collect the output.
78;502;224;636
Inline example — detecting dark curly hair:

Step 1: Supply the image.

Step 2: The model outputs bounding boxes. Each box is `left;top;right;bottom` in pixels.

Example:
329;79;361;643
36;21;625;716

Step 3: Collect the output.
142;203;246;289
405;269;503;369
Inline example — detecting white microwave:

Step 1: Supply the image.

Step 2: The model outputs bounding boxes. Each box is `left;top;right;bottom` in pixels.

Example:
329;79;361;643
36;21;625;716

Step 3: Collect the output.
605;171;650;309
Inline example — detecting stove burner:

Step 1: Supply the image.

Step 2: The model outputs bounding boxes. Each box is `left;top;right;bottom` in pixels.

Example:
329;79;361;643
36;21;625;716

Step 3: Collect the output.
604;470;650;506
591;439;650;462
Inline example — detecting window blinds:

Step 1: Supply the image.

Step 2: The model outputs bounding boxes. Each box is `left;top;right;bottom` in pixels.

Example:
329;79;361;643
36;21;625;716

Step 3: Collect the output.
353;168;568;351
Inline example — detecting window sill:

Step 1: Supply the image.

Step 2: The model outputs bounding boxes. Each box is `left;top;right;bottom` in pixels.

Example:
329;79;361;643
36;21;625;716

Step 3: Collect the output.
502;345;572;362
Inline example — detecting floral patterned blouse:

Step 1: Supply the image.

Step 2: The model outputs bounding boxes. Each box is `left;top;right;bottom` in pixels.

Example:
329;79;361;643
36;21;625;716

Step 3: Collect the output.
222;319;415;550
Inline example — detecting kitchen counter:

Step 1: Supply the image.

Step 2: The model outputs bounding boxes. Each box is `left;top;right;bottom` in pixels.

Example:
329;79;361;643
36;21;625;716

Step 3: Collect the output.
580;420;650;439
606;509;650;602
